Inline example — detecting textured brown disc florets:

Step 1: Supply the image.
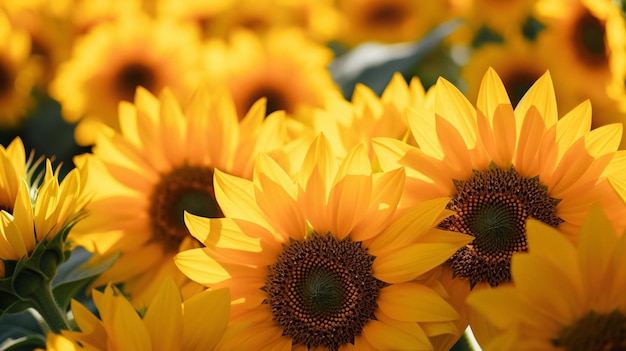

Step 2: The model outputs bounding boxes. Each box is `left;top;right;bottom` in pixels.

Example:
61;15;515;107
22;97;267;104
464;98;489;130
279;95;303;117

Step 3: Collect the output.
439;166;563;287
265;233;384;351
149;165;222;251
553;309;626;350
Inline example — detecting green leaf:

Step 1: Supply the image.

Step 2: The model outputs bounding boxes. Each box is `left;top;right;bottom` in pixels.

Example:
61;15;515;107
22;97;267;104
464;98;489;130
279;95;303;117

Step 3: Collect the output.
0;335;46;351
52;248;119;312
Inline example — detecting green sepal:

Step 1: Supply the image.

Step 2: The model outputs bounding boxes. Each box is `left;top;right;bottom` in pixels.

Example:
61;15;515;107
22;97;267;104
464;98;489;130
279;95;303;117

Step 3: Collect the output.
52;249;119;312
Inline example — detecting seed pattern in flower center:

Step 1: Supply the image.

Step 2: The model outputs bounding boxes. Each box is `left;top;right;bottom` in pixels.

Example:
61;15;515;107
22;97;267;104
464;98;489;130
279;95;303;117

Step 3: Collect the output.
439;166;563;287
264;233;384;351
553;310;626;350
149;165;222;251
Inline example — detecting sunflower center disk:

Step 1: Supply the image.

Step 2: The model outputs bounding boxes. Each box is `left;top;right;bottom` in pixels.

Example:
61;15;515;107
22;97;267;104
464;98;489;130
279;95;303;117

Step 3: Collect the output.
573;10;607;68
245;85;291;117
115;61;157;102
553;310;626;350
440;166;563;287
265;233;383;351
150;165;222;252
365;4;407;28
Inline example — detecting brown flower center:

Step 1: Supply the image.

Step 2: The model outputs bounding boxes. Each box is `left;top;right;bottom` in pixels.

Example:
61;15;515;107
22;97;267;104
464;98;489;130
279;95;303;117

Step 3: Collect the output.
439;166;563;288
114;61;157;102
502;69;543;108
553;310;626;350
572;9;607;68
0;58;15;99
149;165;222;251
265;233;384;351
364;3;407;28
244;85;292;118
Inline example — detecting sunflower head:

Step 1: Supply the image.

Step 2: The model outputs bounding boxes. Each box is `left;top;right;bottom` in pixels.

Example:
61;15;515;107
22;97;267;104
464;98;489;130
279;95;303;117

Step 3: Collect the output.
176;134;473;349
467;205;626;349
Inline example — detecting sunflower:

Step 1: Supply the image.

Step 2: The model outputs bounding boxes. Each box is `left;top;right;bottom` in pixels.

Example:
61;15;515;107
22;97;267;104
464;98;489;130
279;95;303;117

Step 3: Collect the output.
373;68;626;345
311;72;426;161
202;0;340;42
49;12;202;146
0;11;41;128
154;0;233;37
175;135;473;350
72;86;298;306
0;138;87;278
534;0;626;128
42;279;231;350
467;206;626;350
203;28;340;122
333;0;455;46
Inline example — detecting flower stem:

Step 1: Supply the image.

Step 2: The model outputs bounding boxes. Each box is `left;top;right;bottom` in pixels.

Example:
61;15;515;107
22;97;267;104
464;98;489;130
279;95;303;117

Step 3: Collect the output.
29;283;69;334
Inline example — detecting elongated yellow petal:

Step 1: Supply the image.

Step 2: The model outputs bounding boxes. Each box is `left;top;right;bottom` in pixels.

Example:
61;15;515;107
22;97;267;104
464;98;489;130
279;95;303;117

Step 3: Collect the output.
174;249;231;285
362;320;432;351
377;283;459;322
143;279;183;351
183;288;230;351
184;214;261;251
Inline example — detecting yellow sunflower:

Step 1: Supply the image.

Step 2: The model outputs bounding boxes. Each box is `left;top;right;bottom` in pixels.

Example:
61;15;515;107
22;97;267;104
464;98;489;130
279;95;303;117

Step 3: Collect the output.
311;72;426;161
72;86;298;306
50;12;202;146
334;0;455;46
0;11;40;128
175;135;473;350
467;206;626;350
534;0;626;127
0;140;87;278
1;0;72;89
457;0;538;39
42;279;231;351
203;28;340;122
373;68;626;344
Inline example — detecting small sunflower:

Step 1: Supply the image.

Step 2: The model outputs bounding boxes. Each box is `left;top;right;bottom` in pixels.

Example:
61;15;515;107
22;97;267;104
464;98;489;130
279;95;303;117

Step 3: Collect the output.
334;0;454;46
175;135;473;350
0;139;87;278
467;206;626;350
312;72;426;160
373;68;626;345
72;86;297;306
203;28;340;122
50;12;202;145
0;11;40;128
42;279;231;350
457;0;538;39
534;0;626;127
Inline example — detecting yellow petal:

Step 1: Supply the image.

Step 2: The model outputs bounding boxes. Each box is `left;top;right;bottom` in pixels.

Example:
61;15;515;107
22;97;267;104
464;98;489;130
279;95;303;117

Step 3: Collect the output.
143;279;183;351
184;214;261;251
515;71;557;128
477;67;512;122
377;283;459;322
183;288;230;351
434;77;478;149
362;320;433;351
174;248;230;285
214;169;268;226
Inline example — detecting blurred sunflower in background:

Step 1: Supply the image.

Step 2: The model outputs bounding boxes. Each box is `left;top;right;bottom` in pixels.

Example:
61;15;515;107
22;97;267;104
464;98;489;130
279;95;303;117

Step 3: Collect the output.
72;86;299;306
42;279;232;351
50;12;202;146
203;28;340;123
176;135;473;350
535;0;626;147
374;68;626;345
0;12;41;128
467;206;626;350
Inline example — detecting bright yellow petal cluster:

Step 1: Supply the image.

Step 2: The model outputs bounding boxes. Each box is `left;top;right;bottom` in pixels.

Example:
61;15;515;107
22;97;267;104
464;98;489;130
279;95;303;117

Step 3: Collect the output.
175;135;473;350
467;206;626;350
0;138;87;277
72;85;297;305
43;279;231;351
